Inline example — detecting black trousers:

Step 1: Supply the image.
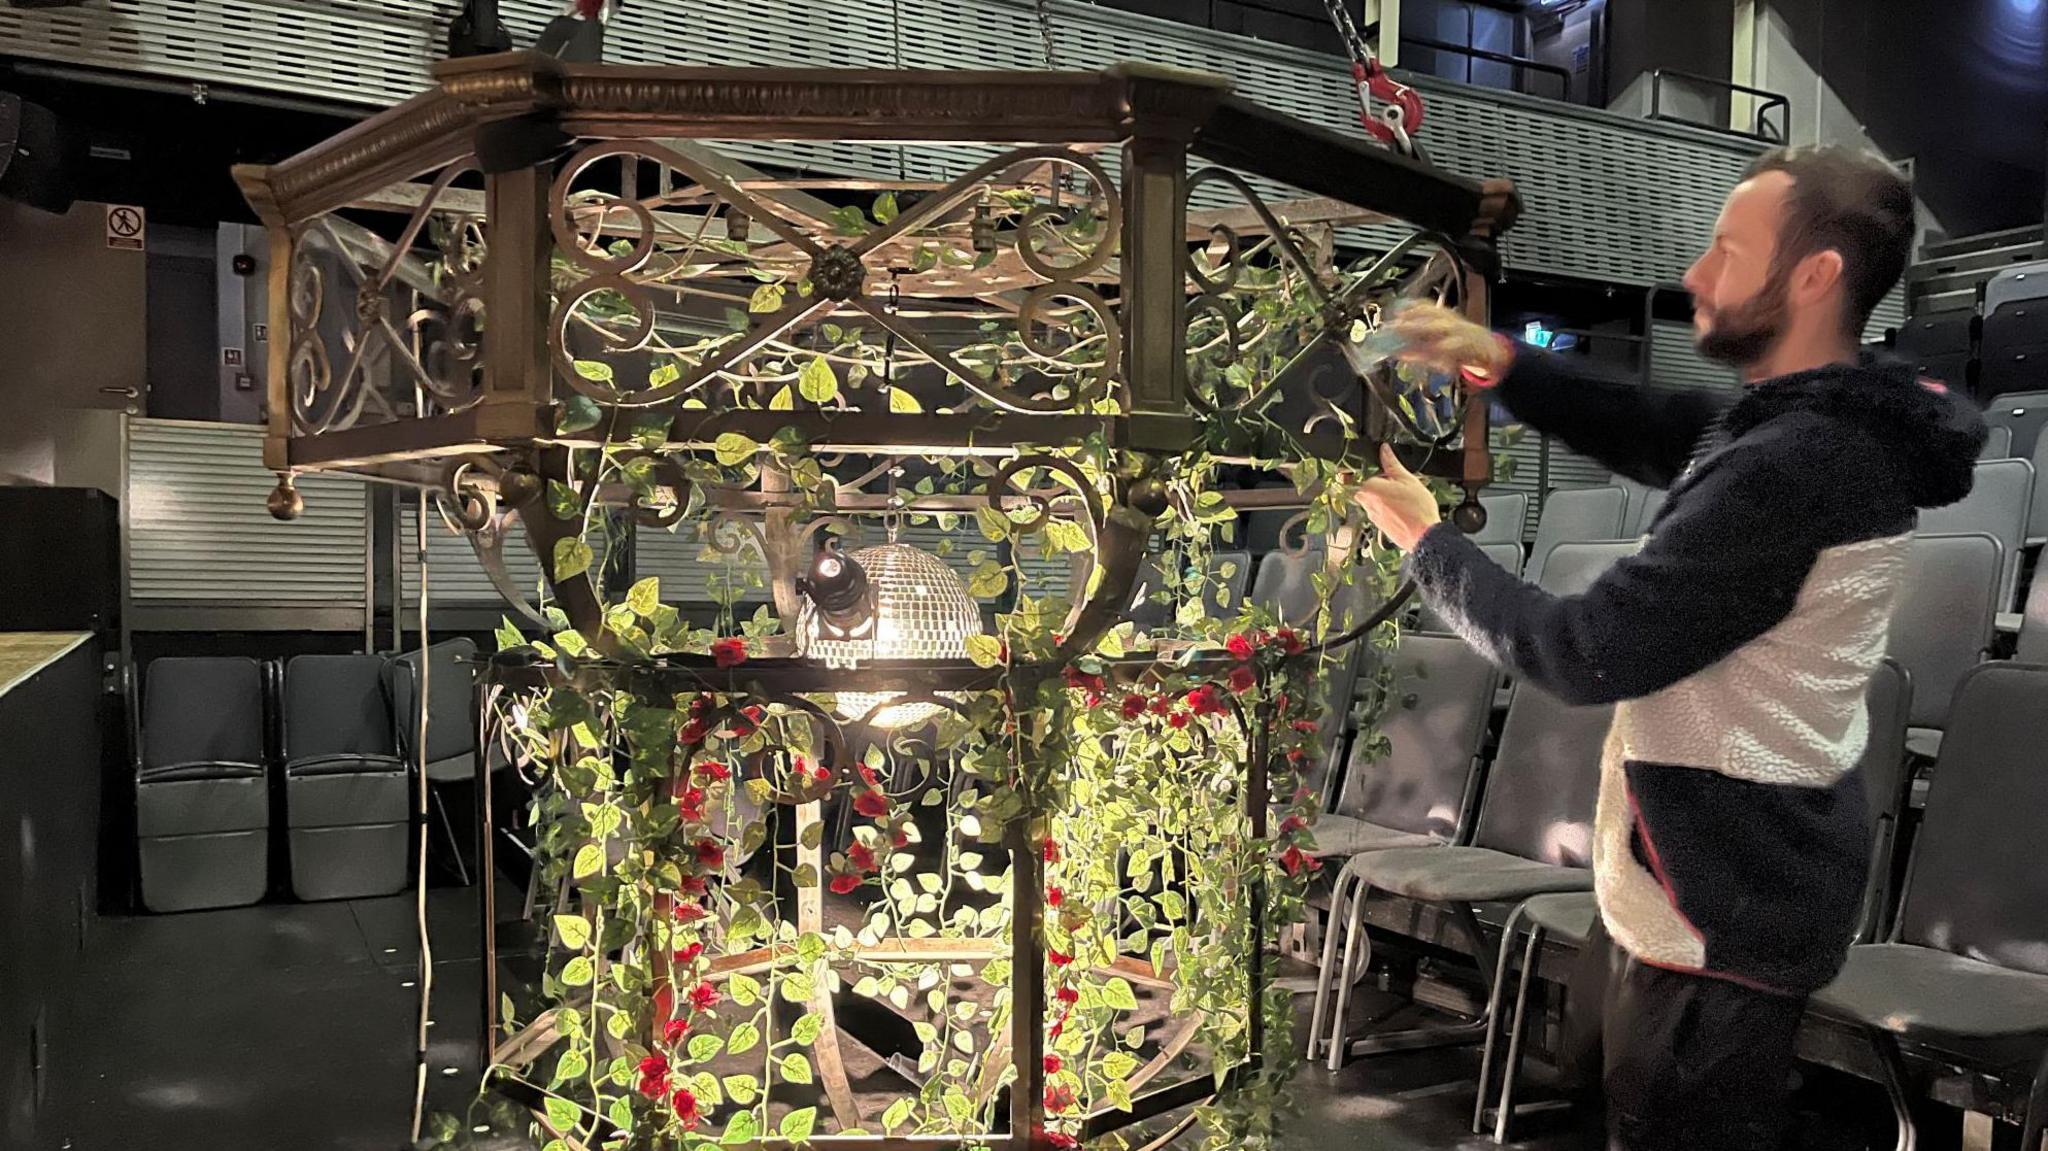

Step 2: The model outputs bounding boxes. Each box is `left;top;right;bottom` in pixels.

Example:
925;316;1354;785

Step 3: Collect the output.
1563;918;1810;1151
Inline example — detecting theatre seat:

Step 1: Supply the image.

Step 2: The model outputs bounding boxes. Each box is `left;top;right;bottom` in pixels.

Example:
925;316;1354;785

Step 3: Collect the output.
282;654;410;901
136;657;270;913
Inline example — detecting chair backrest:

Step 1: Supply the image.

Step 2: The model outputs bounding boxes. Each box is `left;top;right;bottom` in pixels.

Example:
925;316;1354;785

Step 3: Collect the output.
1979;268;2048;399
1253;549;1373;802
1472;491;1529;546
1893;662;2048;973
2021;561;2048;663
1885;532;2002;729
1984;389;2048;463
1536;539;1643;597
2031;430;2048;543
388;638;479;765
1853;658;1913;942
1470;681;1609;867
1128;550;1250;630
283;653;399;764
1338;635;1497;840
1627;487;1669;536
1528;486;1627;586
1917;458;2034;609
1980;423;2015;460
142;656;265;770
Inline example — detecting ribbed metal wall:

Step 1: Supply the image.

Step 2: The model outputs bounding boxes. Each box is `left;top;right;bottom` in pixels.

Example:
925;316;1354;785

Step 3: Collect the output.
0;0;1766;290
127;418;368;611
1648;322;1740;397
397;500;548;608
634;519;769;607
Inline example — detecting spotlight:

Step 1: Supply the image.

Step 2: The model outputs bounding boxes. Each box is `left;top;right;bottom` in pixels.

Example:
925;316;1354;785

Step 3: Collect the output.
799;539;873;637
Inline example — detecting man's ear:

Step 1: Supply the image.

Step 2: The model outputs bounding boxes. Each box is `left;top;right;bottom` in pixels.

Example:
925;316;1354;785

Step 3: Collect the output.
1796;248;1847;309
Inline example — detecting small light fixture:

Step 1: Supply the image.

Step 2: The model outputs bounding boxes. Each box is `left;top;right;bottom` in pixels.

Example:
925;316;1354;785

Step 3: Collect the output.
798;538;874;639
799;539;983;730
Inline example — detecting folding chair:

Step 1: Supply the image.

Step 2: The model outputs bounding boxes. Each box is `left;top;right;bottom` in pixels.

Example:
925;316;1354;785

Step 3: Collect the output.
1886;533;2002;759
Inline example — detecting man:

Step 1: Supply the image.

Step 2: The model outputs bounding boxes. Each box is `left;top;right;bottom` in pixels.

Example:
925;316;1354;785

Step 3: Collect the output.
1355;147;1985;1149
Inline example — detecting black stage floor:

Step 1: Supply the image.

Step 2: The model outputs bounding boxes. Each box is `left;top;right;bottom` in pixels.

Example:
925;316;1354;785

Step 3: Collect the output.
42;890;1915;1151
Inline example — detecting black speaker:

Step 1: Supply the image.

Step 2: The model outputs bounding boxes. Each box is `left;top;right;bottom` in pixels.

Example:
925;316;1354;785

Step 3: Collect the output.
0;92;77;213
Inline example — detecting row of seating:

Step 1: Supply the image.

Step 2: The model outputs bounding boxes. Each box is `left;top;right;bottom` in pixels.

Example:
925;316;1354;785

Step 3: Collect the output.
134;641;480;912
1895;259;2048;401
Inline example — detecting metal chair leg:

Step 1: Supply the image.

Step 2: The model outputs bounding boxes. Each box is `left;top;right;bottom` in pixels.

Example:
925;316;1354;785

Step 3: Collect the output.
1306;861;1357;1062
430;785;471;887
1871;1028;1918;1151
1340;898;1496;1062
1493;924;1546;1145
1473;903;1531;1134
1326;874;1374;1072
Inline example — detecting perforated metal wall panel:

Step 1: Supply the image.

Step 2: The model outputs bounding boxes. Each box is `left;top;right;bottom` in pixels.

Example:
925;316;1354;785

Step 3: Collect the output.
1648;322;1739;397
128;418;368;608
1;1;1763;290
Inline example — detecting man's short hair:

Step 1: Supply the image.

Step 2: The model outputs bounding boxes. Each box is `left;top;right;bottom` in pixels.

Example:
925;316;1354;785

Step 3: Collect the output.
1744;146;1915;338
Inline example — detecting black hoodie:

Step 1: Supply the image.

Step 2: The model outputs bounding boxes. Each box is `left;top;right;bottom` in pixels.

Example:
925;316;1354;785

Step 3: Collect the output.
1408;347;1986;994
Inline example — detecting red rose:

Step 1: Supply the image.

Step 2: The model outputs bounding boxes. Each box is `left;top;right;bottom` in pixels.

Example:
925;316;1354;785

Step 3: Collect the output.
890;826;911;849
674;941;704;966
1227;665;1257;693
1148;695;1171;716
1062;665;1105;694
671;1086;701;1130
1048;949;1072;967
1279;815;1307;835
1048;1134;1080;1150
664;1017;689;1044
1291;719;1319;734
1041;838;1061;864
678;786;707;821
1120;694;1147;720
696;761;732;783
674;902;708;925
1276;628;1305;655
688;981;720;1012
1056;987;1080;1005
679;719;710;745
710;638;747;668
829;872;861;895
695;839;725;869
1280;845;1319;876
1044;1083;1077;1114
1226;633;1255;661
857;763;881;787
636;1052;670;1098
848;842;877;873
679;875;709;898
854;789;890;819
1187;684;1227;716
1043;1054;1062;1075
1167;710;1190;730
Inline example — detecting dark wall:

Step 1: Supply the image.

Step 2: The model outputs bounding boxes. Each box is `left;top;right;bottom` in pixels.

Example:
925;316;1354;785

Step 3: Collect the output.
1606;0;1734;97
1770;0;2048;236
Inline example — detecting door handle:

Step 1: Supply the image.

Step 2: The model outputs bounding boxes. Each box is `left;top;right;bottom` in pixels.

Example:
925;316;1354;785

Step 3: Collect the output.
99;386;140;399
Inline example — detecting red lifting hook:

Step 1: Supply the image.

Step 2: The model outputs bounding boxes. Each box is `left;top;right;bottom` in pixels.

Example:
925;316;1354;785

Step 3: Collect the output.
1352;57;1425;152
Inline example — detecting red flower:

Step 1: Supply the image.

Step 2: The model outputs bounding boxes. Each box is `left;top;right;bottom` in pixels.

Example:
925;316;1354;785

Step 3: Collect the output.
1048;948;1073;967
674;942;704;966
1041;838;1061;864
1120;694;1147;720
674;902;708;925
1276;628;1305;655
678;785;707;821
848;842;878;873
679;874;709;898
1187;684;1227;716
854;789;890;819
678;719;710;745
636;1052;670;1098
664;1017;690;1044
1044;1083;1077;1114
1148;695;1171;716
1227;665;1257;693
1226;633;1255;661
711;637;747;668
688;981;720;1012
695;839;725;869
1291;719;1320;734
1043;1054;1063;1075
1046;886;1063;908
1048;1134;1080;1150
1167;710;1190;730
1280;845;1320;876
857;763;881;787
890;825;911;849
1056;987;1080;1005
1278;815;1308;836
829;872;861;895
696;761;732;783
671;1086;701;1130
1062;665;1106;694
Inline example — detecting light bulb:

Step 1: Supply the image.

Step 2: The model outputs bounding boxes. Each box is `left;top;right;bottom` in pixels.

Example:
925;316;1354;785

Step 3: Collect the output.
798;541;983;729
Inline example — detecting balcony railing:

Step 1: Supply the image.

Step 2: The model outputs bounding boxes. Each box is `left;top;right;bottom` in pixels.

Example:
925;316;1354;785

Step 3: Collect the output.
1400;35;1573;103
1647;68;1791;143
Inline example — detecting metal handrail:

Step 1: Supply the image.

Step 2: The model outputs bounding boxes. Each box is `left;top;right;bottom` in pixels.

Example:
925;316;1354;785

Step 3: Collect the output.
1647;68;1791;143
1399;35;1572;102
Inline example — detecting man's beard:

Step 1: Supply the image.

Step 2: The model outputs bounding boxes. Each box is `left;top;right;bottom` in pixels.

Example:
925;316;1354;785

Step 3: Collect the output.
1695;270;1789;368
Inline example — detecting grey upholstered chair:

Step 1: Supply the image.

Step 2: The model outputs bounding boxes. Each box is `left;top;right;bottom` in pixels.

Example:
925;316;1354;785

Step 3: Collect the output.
136;657;271;913
283;654;410;901
1526;486;1627;588
1886;532;2002;758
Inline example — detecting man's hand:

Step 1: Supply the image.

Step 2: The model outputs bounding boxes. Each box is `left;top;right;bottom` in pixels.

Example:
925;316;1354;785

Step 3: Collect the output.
1383;303;1513;387
1355;444;1441;551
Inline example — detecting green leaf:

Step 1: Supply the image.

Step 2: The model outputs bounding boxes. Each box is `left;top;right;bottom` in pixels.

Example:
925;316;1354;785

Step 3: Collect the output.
873;191;900;224
828;205;870;235
881;1097;914;1132
648;360;682;389
1107;1077;1134;1111
692;1070;722;1106
560;956;594;987
713;431;759;467
943;1088;974;1125
779;1106;819;1140
722;1074;761;1105
888;387;923;414
1100;1051;1140;1079
553;538;594;581
544;1096;581;1132
726;1021;761;1054
572;359;614;383
626;577;660;617
769;384;794;410
797;932;828;965
799;356;839;404
781;971;817;1003
964;633;1004;668
975;505;1011;542
968;562;1008;599
687;1032;724;1062
571;843;604;880
551;1048;589;1086
553;914;592;950
748;282;787;313
780;1051;814;1085
720;1110;760;1144
607;1097;633;1132
727;973;762;1007
494;618;525;652
791;1011;824;1046
1101;976;1139;1011
1044;518;1090;554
